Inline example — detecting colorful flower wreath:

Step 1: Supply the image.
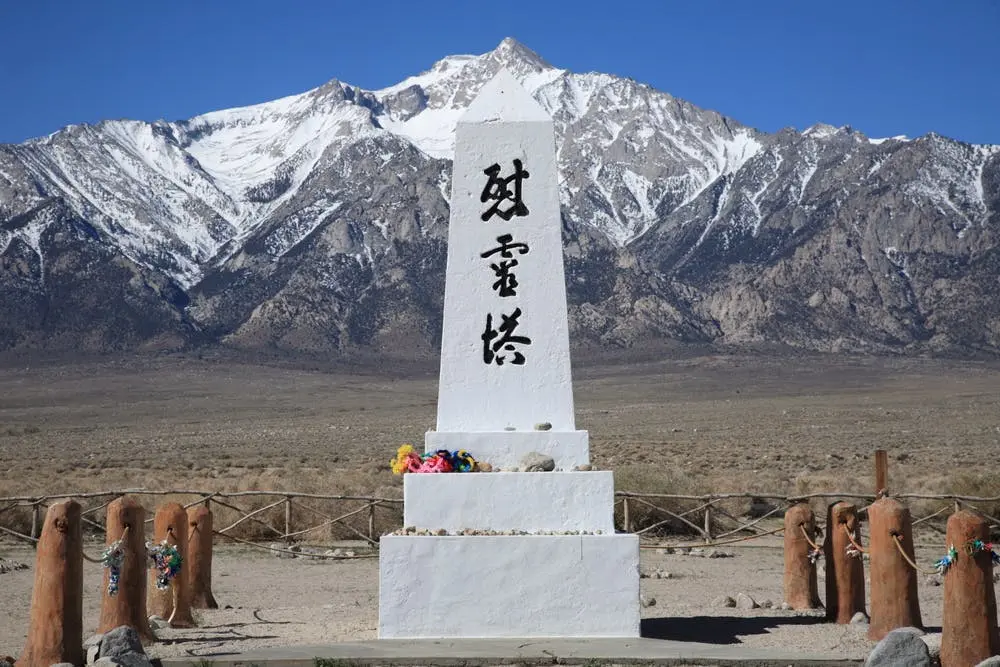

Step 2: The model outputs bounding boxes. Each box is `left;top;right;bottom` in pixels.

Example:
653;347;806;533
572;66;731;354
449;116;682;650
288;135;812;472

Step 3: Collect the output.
391;445;479;475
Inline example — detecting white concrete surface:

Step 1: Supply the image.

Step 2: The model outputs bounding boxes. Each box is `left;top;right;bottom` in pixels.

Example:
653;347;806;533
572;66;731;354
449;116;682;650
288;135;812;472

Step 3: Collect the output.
434;69;578;433
424;430;589;470
378;534;640;638
403;471;614;534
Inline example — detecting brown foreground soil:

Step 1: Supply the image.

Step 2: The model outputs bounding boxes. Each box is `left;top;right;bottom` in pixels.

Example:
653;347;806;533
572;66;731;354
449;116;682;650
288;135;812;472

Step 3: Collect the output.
0;538;950;661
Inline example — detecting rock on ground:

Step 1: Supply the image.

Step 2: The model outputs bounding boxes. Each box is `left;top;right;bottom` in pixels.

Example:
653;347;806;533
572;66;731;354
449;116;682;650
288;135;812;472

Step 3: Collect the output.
735;593;759;610
712;596;736;608
269;542;296;558
864;627;932;667
147;615;169;630
0;559;29;575
98;626;144;659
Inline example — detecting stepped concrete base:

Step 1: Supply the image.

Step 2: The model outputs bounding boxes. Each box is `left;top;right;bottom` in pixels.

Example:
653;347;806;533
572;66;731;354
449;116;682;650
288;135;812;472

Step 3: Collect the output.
425;430;589;470
403;471;614;534
379;534;640;638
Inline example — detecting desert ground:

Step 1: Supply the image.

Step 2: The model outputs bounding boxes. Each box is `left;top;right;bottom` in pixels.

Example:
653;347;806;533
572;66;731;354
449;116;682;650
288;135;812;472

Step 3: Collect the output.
2;347;1000;660
0;537;953;661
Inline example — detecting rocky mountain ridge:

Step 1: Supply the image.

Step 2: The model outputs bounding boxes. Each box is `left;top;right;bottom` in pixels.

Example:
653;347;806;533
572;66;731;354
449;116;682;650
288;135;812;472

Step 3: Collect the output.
1;38;998;356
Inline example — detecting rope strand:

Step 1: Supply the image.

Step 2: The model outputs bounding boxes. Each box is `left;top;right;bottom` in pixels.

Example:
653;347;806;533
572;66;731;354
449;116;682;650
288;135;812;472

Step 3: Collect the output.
843;523;867;555
799;524;823;551
891;533;939;576
639;525;785;550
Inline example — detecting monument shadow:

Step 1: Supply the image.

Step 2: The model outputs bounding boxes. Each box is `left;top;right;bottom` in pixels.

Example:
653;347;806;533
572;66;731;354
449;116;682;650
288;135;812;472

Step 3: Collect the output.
641;615;827;644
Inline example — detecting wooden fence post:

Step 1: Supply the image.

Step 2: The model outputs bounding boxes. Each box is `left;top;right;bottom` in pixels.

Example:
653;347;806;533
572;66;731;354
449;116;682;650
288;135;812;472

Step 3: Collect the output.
186;505;218;610
941;510;1000;667
875;449;888;496
623;496;631;533
825;501;866;624
368;502;376;542
98;495;155;642
18;500;83;667
783;503;822;610
703;504;712;543
867;497;922;641
148;502;196;628
284;496;292;544
30;501;42;543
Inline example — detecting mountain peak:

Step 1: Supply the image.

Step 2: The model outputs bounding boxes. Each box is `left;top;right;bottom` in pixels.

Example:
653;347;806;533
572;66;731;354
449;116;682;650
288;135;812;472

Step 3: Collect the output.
490;37;552;71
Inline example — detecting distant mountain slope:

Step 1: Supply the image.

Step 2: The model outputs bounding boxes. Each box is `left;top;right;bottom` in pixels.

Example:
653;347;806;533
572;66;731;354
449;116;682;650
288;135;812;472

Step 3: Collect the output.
1;38;997;355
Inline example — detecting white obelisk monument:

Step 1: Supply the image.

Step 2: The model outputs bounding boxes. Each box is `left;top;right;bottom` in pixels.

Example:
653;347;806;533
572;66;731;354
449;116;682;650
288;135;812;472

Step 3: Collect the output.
378;69;640;638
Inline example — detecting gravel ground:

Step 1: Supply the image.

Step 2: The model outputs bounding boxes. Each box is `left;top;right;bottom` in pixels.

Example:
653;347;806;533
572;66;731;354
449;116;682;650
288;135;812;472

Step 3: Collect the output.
0;537;950;661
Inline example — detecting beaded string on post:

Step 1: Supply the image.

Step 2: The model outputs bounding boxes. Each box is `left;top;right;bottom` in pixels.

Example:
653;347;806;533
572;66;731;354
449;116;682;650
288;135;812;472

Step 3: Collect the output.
146;537;182;590
100;524;130;597
965;538;1000;564
934;545;959;575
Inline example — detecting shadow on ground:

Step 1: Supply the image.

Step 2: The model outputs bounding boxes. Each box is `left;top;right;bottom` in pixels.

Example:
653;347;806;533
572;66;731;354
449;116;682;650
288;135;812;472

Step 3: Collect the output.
641;615;827;644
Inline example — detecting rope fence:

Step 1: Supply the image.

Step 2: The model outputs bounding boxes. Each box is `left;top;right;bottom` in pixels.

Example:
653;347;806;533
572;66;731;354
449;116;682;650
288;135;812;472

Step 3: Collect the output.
2;488;999;552
0;490;403;551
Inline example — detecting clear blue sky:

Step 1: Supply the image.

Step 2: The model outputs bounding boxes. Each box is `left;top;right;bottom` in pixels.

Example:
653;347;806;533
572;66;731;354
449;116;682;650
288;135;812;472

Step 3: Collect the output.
1;0;997;145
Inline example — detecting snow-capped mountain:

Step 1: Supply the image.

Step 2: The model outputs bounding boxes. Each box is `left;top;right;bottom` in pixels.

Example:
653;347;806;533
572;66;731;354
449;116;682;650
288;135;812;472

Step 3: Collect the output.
1;38;998;355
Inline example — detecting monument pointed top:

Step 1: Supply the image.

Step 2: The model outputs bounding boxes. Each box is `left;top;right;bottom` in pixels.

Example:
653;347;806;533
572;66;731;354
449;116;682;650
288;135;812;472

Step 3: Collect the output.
460;68;551;124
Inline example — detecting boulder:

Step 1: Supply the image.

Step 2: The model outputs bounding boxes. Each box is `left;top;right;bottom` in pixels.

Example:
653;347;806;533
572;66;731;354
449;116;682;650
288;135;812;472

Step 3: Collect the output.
97;627;143;659
864;627;931;667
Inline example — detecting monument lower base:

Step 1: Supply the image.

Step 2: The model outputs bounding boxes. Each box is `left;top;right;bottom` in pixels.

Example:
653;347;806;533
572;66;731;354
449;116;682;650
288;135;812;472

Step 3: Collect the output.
378;534;640;638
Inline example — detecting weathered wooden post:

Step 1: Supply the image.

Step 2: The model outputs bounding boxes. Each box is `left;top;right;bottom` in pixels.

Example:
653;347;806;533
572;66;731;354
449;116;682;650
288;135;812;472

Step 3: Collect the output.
284;496;293;544
874;449;888;496
940;510;1000;667
186;505;218;609
867;497;922;641
783;503;822;609
98;496;155;642
29;501;42;543
18;500;84;667
824;501;866;623
148;502;196;627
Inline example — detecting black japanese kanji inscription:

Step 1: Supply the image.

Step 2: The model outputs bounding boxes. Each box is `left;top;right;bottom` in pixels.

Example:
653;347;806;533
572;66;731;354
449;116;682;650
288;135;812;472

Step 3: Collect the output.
480;159;530;222
481;308;531;366
480;233;530;297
